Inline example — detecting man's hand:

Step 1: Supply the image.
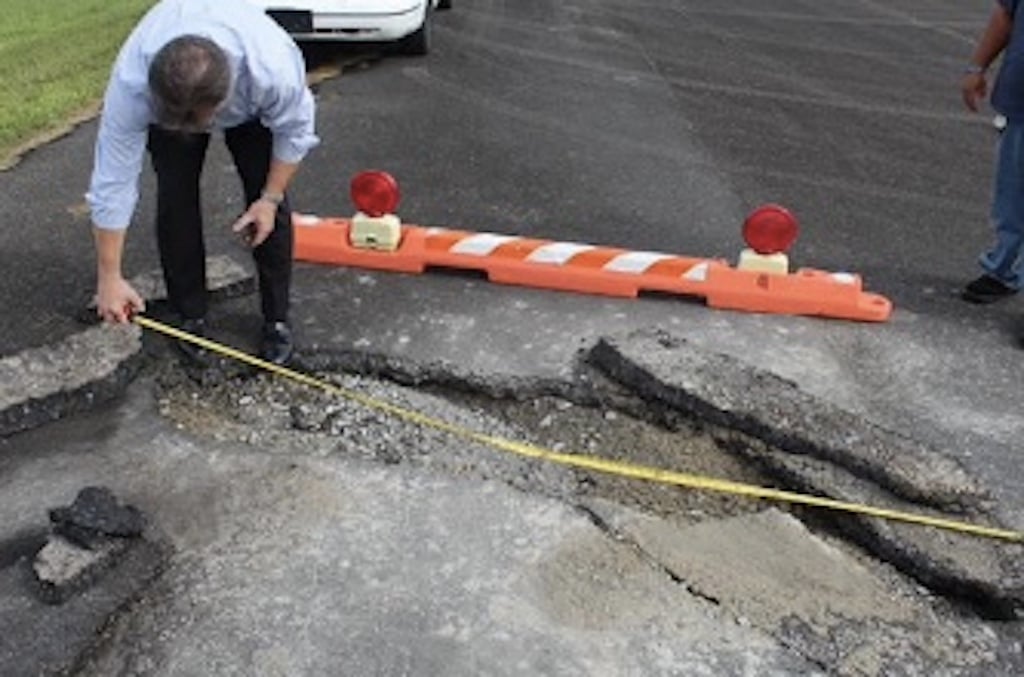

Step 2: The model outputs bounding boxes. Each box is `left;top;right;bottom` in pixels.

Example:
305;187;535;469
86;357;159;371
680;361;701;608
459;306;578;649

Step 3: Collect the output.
231;197;278;248
92;226;142;323
962;72;988;113
95;274;145;324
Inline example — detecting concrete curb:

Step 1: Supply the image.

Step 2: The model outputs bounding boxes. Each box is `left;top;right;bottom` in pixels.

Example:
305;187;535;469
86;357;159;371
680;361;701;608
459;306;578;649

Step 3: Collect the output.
588;328;1024;617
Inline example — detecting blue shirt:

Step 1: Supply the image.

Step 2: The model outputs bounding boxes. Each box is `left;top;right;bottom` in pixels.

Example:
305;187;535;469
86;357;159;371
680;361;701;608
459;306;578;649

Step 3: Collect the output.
87;0;319;230
993;0;1024;120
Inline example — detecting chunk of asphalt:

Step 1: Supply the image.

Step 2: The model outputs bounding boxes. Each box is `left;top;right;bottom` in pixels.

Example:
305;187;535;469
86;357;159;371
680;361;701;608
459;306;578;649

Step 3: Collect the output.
1;256;254;438
588;328;985;512
34;487;148;605
49;486;145;549
588;328;1024;616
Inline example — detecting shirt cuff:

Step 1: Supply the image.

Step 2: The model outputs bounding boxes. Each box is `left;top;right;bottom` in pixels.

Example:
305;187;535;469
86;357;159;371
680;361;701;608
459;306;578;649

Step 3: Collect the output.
272;133;320;164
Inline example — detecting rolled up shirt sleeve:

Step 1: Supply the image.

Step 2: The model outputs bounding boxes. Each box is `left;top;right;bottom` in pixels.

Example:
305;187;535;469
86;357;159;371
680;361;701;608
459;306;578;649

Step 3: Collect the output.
254;43;320;164
86;78;149;230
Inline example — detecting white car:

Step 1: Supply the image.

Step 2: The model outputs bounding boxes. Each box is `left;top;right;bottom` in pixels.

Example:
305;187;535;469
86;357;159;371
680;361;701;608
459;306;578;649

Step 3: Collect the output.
252;0;451;55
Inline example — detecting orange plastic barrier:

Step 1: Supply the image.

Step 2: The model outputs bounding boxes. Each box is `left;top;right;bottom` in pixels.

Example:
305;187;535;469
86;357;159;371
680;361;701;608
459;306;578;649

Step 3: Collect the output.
292;215;892;322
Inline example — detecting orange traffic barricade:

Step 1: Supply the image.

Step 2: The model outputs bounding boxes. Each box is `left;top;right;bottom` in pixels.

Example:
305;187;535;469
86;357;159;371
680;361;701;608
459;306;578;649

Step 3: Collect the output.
292;214;891;323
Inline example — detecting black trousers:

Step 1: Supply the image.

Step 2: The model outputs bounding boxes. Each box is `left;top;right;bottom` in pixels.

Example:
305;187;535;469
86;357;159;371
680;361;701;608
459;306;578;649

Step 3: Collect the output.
147;120;293;323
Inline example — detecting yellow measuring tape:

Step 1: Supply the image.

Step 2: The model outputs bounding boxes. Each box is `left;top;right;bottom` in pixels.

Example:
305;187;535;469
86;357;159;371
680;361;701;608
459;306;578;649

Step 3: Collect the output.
134;315;1023;543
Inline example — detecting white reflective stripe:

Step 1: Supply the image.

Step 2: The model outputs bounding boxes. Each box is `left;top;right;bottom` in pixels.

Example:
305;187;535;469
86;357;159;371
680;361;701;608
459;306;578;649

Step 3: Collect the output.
683;262;710;282
294;213;321;226
425;227;449;235
831;272;857;285
526;242;595;265
450;233;519;256
603;251;674;274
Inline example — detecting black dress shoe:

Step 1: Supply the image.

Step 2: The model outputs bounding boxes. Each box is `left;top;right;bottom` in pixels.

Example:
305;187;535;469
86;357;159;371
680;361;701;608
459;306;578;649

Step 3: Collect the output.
961;274;1018;304
175;317;212;366
260;321;294;366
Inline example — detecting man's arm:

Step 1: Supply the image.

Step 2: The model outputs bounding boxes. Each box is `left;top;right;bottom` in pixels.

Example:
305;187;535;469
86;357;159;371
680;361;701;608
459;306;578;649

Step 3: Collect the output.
963;4;1014;112
231;158;300;247
93;227;145;323
232;34;318;247
263;157;300;199
87;58;150;322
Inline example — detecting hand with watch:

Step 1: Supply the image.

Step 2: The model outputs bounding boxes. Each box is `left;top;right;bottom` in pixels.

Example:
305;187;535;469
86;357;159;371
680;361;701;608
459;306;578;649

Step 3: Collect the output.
231;189;286;248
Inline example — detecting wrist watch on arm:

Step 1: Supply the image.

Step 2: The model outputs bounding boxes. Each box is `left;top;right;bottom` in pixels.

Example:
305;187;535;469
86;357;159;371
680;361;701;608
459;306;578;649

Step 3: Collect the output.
259;190;285;206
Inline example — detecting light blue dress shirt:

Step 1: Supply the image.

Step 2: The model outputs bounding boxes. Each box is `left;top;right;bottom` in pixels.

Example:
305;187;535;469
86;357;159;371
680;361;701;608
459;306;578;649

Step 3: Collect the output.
87;0;320;230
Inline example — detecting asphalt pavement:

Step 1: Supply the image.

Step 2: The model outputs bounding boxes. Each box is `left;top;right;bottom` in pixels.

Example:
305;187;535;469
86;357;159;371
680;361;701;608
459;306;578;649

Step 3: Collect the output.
3;1;1024;674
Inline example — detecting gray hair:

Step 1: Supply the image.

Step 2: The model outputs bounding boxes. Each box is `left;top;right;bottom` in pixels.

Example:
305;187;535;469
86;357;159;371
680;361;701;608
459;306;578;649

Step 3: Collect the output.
148;35;230;130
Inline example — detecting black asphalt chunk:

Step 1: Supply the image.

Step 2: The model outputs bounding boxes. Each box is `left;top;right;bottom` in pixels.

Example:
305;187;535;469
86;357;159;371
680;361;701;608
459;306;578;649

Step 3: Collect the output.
49;486;146;548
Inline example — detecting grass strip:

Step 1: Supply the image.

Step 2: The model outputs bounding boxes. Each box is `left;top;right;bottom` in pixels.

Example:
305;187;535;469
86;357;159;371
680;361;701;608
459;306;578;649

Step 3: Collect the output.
0;0;154;164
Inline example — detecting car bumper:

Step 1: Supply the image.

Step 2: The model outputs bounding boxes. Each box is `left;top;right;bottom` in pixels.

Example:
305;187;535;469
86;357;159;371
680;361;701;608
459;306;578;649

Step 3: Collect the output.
271;5;425;42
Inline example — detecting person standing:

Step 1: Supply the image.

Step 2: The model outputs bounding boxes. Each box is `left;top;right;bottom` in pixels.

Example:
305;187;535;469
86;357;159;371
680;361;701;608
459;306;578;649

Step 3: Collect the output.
962;1;1024;304
88;0;319;364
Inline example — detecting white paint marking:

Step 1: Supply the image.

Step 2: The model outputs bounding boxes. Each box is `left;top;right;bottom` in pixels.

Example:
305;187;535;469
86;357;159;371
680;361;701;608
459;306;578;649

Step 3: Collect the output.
604;251;674;274
683;262;710;282
526;242;596;265
831;272;858;285
450;233;519;256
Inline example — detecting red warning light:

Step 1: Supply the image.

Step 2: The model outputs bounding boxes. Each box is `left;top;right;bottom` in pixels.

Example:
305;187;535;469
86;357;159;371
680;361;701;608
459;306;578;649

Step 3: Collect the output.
742;204;799;255
351;171;400;217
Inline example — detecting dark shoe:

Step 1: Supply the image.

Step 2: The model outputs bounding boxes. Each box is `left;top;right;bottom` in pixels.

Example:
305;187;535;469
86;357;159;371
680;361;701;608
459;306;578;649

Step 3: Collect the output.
961;275;1017;304
260;321;294;366
175;317;212;366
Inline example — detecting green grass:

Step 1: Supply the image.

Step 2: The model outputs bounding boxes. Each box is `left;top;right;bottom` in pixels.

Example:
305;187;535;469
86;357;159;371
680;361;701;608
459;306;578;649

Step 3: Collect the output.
0;0;154;162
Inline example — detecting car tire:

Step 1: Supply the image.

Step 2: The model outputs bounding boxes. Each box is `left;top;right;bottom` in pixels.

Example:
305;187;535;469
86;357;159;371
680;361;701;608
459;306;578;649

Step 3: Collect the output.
437;0;452;9
398;9;430;55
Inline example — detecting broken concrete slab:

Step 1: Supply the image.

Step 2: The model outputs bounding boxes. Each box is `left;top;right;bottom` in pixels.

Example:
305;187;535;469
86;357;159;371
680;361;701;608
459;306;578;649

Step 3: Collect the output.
589;328;985;512
0;323;143;438
584;503;1005;676
588;328;1024;616
33;534;132;604
1;256;254;439
730;439;1024;618
76;255;256;325
129;255;255;307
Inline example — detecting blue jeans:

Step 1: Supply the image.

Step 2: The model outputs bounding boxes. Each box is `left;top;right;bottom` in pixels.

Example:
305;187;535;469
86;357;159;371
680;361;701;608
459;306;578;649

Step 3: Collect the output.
982;121;1024;289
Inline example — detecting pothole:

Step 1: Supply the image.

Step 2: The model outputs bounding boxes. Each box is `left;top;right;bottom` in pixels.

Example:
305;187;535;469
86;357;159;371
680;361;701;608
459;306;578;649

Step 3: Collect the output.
146;358;1024;674
153;361;772;527
148;358;982;598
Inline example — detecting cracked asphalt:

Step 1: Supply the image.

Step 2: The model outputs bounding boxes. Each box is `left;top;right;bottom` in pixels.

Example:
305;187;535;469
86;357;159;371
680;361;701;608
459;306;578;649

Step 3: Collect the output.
3;1;1024;674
